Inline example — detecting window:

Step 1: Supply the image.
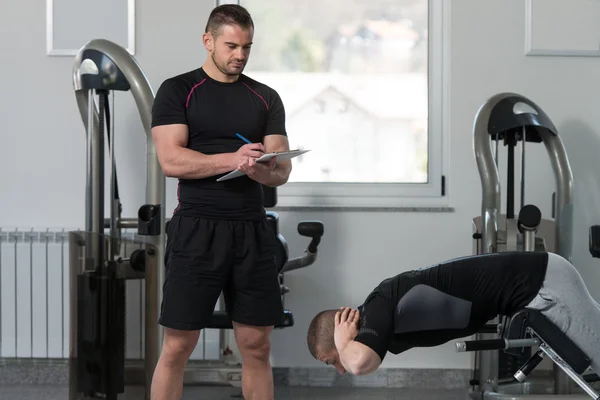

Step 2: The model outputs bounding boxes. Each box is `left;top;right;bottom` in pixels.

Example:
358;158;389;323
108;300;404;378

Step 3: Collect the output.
231;0;448;207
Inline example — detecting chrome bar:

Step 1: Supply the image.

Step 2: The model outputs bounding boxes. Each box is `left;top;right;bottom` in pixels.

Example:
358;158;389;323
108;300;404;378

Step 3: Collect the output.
455;338;541;352
279;252;317;273
13;230;17;358
61;230;65;358
85;91;103;265
539;127;575;259
523;230;535;252
140;278;143;359
473;94;504;255
29;230;33;357
520;127;526;211
109;90;118;259
103;217;172;230
85;91;95;235
45;229;49;358
0;228;2;358
104;218;138;230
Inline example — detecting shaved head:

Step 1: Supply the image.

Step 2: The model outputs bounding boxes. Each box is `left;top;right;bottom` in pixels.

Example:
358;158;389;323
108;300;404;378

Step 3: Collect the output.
307;309;338;359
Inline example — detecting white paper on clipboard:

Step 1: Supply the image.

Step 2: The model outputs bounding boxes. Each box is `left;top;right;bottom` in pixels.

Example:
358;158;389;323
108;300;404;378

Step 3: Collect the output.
216;149;310;182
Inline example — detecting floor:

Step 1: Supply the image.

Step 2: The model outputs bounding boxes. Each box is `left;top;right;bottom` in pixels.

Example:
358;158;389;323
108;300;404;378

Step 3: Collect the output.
0;384;470;400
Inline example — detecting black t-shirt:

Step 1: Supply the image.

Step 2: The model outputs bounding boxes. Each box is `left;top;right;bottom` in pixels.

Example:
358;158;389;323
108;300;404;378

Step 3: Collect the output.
353;251;549;361
151;67;287;220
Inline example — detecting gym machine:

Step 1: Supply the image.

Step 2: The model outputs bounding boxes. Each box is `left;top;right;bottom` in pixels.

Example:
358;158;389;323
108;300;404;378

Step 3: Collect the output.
69;39;324;400
468;92;582;398
70;38;164;400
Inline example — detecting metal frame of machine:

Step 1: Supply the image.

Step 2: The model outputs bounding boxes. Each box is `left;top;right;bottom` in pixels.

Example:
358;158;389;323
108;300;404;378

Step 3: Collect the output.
72;38;164;400
465;92;600;399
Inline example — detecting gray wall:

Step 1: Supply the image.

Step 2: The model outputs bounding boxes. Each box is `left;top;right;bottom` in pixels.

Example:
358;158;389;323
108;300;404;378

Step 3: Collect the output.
1;0;600;371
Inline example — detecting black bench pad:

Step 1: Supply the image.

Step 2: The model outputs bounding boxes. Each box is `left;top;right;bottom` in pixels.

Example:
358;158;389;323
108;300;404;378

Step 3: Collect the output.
523;308;591;374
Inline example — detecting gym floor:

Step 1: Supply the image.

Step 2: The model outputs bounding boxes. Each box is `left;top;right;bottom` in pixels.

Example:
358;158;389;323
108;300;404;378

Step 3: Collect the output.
0;384;469;399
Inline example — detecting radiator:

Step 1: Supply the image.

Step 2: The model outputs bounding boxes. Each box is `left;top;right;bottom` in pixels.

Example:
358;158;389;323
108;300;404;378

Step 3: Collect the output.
0;228;219;361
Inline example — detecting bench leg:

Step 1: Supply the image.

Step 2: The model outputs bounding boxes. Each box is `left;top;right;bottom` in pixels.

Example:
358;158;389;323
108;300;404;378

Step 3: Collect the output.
539;343;600;400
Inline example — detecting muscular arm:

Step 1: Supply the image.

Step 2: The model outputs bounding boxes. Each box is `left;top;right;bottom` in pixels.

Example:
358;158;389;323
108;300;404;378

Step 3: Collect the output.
260;134;292;187
256;87;292;187
151;79;240;179
338;341;382;376
340;294;394;375
152;124;237;179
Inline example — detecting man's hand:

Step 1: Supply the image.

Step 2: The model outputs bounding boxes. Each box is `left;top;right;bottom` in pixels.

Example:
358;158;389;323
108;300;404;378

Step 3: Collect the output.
232;143;266;169
237;156;277;185
334;307;360;352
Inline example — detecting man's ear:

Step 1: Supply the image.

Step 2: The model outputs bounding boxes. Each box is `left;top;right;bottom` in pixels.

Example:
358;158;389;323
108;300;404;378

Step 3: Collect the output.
202;32;213;51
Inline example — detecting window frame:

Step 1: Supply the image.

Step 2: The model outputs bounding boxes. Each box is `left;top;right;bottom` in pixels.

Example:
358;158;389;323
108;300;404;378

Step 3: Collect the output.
219;0;451;208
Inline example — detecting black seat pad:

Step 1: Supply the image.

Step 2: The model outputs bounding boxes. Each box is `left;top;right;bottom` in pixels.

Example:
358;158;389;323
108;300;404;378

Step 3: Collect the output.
523;308;591;374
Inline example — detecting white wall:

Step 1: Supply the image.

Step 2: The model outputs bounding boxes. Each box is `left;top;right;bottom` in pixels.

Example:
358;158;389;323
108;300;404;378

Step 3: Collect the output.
1;0;600;371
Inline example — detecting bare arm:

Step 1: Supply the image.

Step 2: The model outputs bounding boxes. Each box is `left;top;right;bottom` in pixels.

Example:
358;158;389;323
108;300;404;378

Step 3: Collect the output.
152;124;264;179
261;134;292;187
334;307;383;376
338;341;382;376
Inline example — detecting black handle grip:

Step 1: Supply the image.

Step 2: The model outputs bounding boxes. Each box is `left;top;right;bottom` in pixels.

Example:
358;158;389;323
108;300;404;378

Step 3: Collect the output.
298;221;324;238
519;351;544;376
515;350;544;382
463;339;505;352
298;221;324;253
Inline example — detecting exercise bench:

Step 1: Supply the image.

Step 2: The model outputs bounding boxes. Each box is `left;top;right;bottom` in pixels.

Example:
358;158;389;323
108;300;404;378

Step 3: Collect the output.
456;226;600;399
458;307;599;399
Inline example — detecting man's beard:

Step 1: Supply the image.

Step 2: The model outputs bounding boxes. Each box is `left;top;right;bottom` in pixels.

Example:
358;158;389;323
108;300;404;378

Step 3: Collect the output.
212;52;244;76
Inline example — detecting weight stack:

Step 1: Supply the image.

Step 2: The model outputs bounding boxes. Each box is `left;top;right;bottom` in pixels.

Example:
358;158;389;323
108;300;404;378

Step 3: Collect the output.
76;267;126;399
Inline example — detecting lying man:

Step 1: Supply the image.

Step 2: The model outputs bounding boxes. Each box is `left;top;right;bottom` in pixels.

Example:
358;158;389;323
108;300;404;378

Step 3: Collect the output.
307;251;600;376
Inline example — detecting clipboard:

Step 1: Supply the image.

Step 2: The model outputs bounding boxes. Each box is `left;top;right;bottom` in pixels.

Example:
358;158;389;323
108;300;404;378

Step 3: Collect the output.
217;149;310;182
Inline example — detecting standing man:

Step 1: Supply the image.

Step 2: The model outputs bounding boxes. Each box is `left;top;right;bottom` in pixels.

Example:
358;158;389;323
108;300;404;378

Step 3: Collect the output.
149;5;292;400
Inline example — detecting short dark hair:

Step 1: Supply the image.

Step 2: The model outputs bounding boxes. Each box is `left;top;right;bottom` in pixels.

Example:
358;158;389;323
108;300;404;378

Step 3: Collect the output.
205;4;254;37
306;309;338;359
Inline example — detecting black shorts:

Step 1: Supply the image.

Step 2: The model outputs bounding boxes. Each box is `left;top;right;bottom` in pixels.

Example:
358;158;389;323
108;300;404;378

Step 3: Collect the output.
159;215;284;331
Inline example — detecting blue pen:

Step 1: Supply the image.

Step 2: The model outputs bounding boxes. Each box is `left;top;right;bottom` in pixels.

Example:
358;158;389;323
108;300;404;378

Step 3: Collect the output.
236;133;252;144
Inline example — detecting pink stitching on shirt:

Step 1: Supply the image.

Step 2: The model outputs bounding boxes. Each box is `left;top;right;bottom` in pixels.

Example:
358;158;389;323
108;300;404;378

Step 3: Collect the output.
242;82;269;111
186;78;207;108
